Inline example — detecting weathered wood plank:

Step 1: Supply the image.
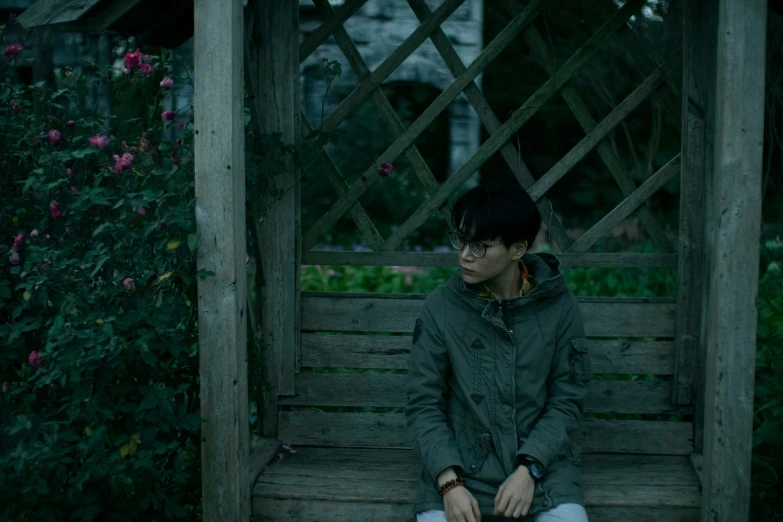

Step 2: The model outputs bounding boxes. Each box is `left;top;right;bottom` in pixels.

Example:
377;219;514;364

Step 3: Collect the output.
302;251;678;267
247;0;300;420
675;0;718;415
527;52;681;202
689;452;704;485
702;2;766;521
300;334;675;374
382;0;646;251
279;374;690;414
301;295;676;338
252;500;699;522
302;0;551;250
78;0;144;31
258;449;698;487
194;0;248;520
298;0;369;62
16;0;100;28
278;412;693;454
568;155;681;253
252;450;699;520
249;437;281;486
406;0;573;252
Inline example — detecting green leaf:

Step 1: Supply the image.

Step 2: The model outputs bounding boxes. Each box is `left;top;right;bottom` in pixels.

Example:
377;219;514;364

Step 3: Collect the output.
90;193;112;206
187;234;199;252
89;256;111;278
154;292;163;307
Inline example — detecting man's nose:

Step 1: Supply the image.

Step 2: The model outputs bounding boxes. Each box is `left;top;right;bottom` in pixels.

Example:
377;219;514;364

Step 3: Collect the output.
459;244;474;262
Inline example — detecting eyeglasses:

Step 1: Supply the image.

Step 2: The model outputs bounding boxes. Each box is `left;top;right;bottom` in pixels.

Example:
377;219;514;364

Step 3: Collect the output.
448;232;503;258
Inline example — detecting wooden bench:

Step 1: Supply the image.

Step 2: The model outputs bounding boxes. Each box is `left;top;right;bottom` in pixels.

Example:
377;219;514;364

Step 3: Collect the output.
250;292;702;521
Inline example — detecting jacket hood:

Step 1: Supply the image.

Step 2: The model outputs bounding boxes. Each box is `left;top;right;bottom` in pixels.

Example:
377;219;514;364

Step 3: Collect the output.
444;252;567;311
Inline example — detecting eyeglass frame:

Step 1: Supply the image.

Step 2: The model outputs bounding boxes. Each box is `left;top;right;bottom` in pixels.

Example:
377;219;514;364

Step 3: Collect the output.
448;232;505;258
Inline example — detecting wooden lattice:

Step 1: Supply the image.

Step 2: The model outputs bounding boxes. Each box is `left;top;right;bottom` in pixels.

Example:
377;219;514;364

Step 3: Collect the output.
298;0;683;267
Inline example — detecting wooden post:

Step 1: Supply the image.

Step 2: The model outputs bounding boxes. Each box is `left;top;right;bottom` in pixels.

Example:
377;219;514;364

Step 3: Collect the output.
194;0;249;520
701;1;766;521
674;0;717;429
246;0;300;438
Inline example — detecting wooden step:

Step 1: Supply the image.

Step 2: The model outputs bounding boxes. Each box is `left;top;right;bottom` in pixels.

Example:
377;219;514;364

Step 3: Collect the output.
251;447;701;522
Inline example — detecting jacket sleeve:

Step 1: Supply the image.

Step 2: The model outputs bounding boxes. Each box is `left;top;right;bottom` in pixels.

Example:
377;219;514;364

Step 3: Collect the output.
516;292;591;469
406;290;464;485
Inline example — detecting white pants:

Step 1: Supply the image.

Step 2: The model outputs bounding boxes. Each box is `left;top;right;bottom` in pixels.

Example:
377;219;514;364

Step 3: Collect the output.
417;503;588;521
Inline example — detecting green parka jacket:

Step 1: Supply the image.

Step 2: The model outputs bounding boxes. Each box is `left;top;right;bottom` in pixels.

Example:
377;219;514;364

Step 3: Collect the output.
405;253;591;517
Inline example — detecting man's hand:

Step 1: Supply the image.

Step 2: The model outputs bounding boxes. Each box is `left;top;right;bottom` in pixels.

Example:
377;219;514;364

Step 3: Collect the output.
493;466;535;519
443;486;482;522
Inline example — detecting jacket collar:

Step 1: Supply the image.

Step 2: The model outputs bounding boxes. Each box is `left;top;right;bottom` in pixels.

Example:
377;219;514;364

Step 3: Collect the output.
445;252;567;312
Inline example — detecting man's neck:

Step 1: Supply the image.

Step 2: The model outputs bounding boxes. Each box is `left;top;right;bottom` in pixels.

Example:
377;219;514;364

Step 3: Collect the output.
484;262;522;300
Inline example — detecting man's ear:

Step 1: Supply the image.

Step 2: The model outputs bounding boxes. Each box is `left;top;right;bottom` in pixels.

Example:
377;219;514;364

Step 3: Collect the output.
513;240;528;260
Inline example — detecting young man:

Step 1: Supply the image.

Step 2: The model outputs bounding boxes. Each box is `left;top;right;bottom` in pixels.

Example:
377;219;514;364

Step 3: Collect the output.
406;184;591;522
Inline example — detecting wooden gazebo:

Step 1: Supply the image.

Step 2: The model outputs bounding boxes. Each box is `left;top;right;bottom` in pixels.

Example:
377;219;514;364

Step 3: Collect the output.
18;0;768;521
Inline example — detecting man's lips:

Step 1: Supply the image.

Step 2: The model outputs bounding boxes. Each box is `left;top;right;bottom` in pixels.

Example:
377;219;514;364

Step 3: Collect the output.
460;266;474;273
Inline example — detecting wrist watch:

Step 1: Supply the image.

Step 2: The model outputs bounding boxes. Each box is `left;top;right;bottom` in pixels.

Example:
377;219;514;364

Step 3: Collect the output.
519;457;545;481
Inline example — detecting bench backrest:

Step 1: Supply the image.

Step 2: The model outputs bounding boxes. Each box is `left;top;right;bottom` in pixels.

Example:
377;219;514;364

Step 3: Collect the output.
279;292;693;455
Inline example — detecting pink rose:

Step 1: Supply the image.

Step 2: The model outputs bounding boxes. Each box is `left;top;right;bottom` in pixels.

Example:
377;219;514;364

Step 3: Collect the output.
67;168;73;177
13;233;24;250
137;207;147;216
405;274;413;286
161;111;175;121
113;152;133;173
30;229;39;238
160;76;174;88
140;138;149;151
2;381;9;393
139;63;154;75
123;48;142;69
89;135;109;149
4;42;22;57
50;201;62;219
48;130;62;146
70;186;77;193
123;277;134;290
67;120;75;127
28;350;46;368
9;13;17;21
11;100;22;113
9;250;20;265
171;151;180;165
379;162;393;177
122;67;130;75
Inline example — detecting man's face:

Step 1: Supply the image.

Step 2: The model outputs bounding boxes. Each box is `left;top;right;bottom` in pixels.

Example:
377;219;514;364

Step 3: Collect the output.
455;235;522;285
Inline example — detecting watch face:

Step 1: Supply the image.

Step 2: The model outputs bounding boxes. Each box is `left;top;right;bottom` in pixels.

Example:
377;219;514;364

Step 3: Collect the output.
528;462;544;480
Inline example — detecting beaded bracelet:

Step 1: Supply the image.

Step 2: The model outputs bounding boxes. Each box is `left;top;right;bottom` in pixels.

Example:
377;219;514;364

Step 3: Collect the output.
437;477;465;496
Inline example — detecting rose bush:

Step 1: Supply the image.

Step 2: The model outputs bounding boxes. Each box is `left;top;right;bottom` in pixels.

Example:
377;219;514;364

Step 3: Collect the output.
0;44;205;521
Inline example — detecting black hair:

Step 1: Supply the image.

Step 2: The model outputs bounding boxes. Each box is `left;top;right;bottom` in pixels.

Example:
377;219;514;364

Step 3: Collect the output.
450;183;541;249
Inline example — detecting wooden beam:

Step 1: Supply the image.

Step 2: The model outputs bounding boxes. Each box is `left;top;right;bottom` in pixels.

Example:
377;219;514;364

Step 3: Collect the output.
675;0;718;417
246;0;300;439
299;0;369;63
249;437;281;487
194;0;249;520
701;1;767;522
527;52;681;202
15;0;100;28
567;154;681;253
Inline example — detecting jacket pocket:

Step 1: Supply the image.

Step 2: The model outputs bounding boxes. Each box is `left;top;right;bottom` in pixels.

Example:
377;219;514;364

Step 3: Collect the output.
456;430;492;476
569;338;592;382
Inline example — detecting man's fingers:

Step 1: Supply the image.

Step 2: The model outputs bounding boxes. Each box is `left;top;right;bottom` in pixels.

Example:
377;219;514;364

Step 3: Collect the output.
503;495;521;518
513;503;524;519
471;497;482;522
463;507;477;522
521;500;531;517
494;490;510;515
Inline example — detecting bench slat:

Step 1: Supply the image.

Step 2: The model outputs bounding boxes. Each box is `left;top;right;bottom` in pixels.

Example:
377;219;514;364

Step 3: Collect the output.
301;296;676;337
301;334;675;374
277;411;693;455
279;374;691;414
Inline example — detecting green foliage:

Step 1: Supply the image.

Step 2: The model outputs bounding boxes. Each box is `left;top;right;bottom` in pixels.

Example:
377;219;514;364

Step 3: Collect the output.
0;46;203;522
751;237;783;521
